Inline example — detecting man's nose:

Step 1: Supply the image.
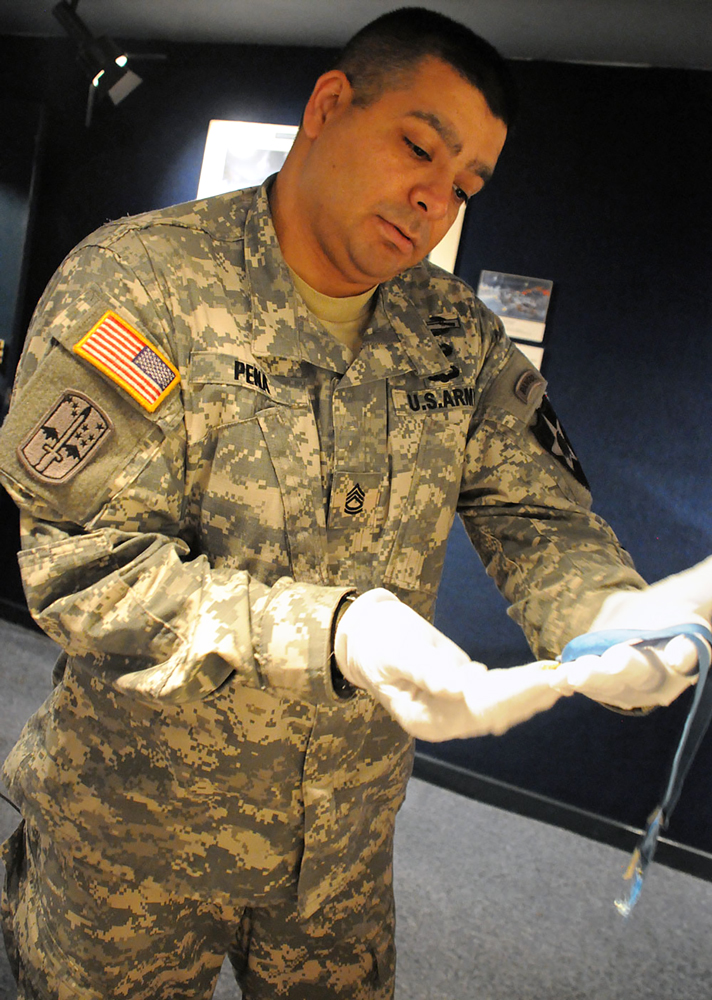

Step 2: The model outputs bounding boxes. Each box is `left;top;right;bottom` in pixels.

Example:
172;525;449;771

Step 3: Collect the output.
410;175;451;221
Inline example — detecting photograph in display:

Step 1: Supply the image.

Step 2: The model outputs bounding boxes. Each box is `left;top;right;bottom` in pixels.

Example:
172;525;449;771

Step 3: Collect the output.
477;269;553;344
197;120;298;198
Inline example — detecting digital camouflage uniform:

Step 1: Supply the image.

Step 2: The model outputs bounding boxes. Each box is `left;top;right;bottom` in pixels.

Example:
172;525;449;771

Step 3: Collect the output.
0;181;644;999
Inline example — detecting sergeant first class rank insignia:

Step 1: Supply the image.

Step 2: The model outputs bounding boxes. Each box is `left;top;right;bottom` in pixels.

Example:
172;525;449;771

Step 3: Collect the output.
73;311;180;413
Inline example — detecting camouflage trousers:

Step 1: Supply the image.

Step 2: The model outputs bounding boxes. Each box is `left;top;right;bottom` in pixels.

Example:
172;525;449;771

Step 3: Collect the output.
1;817;395;999
0;661;410;1000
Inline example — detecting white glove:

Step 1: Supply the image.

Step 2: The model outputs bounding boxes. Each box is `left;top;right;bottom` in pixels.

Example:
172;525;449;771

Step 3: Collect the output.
334;588;472;705
385;659;572;741
334;589;572;740
555;555;712;710
555;635;698;710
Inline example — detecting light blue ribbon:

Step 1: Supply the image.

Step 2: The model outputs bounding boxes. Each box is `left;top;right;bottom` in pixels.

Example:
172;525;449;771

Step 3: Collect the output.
561;622;712;916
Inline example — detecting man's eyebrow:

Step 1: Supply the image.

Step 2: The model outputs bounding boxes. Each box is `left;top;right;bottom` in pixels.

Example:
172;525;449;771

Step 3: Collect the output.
407;110;462;156
475;164;494;185
405;110;494;185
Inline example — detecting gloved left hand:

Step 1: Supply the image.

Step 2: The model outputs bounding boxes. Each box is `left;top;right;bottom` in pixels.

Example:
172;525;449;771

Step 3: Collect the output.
554;555;712;710
554;634;700;710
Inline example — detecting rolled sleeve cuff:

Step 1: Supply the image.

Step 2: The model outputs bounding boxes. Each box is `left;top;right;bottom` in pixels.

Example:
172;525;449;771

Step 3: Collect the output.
254;577;358;703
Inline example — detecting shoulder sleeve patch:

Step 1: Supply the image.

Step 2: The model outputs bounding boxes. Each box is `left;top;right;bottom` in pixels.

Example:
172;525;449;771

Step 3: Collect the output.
532;395;591;491
479;344;547;422
17;391;113;484
73;310;180;413
514;369;545;406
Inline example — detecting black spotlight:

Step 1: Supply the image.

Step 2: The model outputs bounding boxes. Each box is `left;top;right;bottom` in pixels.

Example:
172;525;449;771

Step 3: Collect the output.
53;0;142;122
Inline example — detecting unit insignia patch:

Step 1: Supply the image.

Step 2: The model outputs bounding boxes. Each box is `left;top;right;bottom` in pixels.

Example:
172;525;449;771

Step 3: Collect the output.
533;395;590;490
514;369;545;406
18;391;113;484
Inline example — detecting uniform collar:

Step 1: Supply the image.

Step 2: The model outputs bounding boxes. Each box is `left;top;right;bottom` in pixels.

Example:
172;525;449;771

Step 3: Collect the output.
244;180;454;381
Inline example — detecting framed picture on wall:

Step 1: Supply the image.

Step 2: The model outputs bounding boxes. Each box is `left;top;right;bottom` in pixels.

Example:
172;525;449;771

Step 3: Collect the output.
197;120;299;198
477;269;553;370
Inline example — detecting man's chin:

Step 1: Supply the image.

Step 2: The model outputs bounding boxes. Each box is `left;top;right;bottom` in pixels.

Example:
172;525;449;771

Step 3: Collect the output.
350;247;425;285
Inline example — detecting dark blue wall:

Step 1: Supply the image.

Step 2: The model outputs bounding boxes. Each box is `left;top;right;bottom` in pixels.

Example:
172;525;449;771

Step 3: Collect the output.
0;98;43;621
0;101;42;409
432;61;712;851
1;36;711;849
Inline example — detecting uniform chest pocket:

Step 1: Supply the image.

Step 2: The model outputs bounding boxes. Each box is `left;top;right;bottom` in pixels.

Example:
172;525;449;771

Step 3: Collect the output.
383;394;472;602
199;409;293;580
197;368;328;586
188;350;304;427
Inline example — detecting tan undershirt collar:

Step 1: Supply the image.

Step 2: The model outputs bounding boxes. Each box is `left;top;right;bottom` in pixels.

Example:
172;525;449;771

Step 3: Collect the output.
289;267;377;360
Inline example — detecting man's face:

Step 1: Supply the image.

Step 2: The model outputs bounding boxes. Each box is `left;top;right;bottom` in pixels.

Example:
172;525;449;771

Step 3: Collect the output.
290;56;508;294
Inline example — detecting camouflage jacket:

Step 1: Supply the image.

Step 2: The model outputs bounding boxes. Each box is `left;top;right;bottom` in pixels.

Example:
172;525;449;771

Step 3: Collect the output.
0;182;644;914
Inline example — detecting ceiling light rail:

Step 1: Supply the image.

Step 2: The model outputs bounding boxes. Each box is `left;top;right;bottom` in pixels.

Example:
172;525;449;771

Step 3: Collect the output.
52;0;143;125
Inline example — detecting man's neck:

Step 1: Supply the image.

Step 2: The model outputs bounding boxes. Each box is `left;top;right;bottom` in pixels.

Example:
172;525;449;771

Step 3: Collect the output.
269;170;376;298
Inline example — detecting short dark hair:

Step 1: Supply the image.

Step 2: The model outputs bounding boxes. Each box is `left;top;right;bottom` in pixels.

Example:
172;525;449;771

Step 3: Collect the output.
333;7;518;127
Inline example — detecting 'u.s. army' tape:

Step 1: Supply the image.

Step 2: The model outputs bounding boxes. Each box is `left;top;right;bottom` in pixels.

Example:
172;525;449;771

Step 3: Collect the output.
560;622;712;917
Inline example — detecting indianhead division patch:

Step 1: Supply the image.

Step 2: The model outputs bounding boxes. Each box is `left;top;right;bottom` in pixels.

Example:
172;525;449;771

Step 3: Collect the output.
18;391;113;484
74;310;180;413
533;395;591;490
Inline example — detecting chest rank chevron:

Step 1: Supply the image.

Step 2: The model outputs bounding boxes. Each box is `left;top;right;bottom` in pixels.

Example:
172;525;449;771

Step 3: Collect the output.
344;483;366;515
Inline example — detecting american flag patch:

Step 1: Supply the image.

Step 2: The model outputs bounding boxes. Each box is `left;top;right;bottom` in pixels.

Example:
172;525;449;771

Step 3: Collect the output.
73;311;180;413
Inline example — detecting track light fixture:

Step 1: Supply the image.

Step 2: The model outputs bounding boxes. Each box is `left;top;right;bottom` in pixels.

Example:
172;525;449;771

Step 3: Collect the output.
53;0;142;122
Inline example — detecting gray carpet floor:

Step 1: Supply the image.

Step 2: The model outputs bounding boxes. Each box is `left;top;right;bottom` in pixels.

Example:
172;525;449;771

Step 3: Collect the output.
1;617;711;999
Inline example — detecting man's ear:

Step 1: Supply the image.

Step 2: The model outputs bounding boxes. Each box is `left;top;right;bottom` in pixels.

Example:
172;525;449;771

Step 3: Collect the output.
301;70;353;140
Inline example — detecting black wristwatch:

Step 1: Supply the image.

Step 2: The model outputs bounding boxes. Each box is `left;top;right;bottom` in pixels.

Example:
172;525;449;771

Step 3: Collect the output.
330;593;358;699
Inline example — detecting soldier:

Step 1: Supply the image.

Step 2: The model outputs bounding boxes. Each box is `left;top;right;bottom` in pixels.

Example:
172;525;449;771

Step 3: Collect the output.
0;6;710;1000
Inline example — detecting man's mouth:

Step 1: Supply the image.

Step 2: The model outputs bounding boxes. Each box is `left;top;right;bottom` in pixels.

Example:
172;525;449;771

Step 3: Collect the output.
378;217;418;253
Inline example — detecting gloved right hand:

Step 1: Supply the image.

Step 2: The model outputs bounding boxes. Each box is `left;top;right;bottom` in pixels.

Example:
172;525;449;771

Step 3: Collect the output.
334;589;571;740
334;588;472;709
